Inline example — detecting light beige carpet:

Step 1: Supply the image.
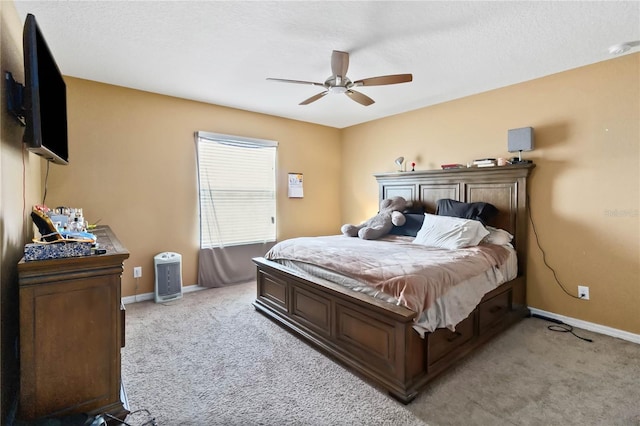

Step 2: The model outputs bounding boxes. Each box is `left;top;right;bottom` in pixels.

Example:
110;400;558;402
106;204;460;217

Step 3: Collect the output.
121;282;640;426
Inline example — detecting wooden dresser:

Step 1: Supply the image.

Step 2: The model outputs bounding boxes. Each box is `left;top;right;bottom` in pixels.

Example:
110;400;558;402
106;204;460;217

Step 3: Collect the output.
17;226;129;421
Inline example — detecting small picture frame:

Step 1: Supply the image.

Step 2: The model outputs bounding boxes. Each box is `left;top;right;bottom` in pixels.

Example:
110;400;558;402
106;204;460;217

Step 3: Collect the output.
288;173;304;198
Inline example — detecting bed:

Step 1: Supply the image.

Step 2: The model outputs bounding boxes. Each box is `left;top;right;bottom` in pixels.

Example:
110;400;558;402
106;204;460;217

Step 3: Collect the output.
252;164;535;403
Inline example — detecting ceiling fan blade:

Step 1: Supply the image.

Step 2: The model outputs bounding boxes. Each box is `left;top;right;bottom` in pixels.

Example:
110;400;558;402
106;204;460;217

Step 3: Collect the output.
299;91;328;105
346;90;375;106
331;50;349;78
353;74;413;87
267;78;325;87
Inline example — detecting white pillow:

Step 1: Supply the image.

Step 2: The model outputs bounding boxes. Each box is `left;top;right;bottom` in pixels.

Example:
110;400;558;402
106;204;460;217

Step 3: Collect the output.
484;226;514;245
413;213;489;250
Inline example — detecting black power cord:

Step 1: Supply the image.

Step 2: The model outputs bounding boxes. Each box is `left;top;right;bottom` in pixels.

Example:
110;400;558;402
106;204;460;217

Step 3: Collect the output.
527;194;582;300
547;323;593;342
103;409;157;426
42;159;50;206
527;195;593;343
531;313;593;342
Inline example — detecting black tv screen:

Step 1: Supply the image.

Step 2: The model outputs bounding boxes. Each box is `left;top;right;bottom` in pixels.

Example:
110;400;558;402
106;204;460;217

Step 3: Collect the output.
23;13;69;165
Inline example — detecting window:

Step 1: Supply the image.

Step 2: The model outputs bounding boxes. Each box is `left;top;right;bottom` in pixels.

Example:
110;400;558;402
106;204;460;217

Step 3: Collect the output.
195;131;277;248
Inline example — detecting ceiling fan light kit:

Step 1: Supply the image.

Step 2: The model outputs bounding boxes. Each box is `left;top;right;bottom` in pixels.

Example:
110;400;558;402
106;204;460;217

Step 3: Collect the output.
267;50;412;106
329;86;348;94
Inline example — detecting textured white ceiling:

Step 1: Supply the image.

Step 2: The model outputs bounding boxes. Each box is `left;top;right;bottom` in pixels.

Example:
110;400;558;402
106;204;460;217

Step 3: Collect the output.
12;1;640;129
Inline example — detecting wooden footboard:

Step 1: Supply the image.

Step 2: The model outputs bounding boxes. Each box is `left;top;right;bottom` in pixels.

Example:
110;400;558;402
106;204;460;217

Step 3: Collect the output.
253;257;529;403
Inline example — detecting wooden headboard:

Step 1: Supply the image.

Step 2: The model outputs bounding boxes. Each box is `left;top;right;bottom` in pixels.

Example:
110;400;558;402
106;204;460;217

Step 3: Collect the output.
375;164;535;274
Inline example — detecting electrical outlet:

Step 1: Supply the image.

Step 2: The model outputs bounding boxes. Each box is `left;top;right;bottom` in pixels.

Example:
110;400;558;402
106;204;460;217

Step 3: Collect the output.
578;285;589;300
133;266;142;278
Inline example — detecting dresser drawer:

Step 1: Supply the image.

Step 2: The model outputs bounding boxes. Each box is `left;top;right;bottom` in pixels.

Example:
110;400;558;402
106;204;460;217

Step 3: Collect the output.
479;290;511;332
427;312;474;365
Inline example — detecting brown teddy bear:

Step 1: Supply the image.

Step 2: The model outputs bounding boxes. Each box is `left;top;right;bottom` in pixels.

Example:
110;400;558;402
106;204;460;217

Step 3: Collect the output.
341;196;410;240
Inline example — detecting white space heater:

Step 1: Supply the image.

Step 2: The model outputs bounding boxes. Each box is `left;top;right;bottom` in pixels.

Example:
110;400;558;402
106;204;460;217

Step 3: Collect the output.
154;252;183;303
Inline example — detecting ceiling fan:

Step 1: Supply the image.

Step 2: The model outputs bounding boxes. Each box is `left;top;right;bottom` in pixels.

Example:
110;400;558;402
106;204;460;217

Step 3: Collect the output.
267;50;413;106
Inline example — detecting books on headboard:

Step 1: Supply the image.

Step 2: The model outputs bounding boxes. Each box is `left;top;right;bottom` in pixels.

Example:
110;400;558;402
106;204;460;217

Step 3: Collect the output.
441;163;465;170
441;158;501;170
473;158;497;167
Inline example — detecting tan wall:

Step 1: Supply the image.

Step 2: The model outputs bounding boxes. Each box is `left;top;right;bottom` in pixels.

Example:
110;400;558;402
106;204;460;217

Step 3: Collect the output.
342;53;640;334
0;0;43;418
49;78;341;297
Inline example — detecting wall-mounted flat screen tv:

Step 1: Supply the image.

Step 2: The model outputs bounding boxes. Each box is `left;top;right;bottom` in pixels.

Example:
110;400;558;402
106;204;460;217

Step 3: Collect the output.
23;13;69;165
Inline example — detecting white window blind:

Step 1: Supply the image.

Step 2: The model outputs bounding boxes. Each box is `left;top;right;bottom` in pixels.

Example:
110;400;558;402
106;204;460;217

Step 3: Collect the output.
196;131;277;248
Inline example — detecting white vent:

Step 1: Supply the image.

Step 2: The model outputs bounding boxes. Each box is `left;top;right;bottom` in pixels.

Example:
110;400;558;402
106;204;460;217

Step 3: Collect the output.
154;252;183;303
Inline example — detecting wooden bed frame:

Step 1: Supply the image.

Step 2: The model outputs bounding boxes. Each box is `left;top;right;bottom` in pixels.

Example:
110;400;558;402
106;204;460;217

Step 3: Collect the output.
253;164;535;403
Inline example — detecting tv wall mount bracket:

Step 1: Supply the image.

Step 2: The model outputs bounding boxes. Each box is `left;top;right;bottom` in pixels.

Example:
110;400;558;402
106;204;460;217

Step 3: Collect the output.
5;71;26;127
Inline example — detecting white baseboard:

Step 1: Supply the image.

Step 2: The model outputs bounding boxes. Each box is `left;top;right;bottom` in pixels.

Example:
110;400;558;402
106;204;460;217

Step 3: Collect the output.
529;307;640;345
122;284;206;305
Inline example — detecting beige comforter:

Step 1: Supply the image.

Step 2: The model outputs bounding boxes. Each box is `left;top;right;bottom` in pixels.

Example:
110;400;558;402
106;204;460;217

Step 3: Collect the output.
264;235;511;315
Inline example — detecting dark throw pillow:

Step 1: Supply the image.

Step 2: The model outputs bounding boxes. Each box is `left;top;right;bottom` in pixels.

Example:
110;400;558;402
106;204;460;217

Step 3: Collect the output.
388;213;426;237
436;199;498;226
402;203;425;215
